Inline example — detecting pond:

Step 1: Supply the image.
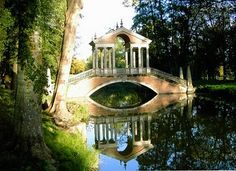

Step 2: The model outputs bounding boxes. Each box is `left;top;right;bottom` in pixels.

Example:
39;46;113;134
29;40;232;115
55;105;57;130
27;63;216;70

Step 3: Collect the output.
85;86;236;170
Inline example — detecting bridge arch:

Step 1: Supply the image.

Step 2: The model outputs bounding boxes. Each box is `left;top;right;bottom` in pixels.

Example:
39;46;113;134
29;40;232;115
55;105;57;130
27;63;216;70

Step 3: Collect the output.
87;79;159;98
117;33;130;44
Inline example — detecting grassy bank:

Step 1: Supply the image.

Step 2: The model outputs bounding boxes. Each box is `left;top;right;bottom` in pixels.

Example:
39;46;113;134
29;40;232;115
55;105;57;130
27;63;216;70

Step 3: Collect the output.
195;80;236;100
43;114;98;171
0;87;98;171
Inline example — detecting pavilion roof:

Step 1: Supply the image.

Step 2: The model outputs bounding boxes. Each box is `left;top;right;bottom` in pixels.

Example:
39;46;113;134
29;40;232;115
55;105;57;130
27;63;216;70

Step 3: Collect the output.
90;26;152;47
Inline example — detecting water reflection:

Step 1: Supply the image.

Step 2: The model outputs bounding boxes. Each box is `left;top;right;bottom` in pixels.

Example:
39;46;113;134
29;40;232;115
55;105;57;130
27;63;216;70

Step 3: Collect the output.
89;82;157;109
87;95;236;170
93;114;154;168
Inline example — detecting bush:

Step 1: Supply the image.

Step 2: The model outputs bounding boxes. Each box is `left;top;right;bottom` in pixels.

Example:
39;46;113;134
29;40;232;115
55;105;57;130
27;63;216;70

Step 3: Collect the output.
70;58;86;74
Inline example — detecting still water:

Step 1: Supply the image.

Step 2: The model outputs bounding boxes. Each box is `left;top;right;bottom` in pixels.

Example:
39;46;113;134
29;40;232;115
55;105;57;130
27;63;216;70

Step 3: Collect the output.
85;94;236;170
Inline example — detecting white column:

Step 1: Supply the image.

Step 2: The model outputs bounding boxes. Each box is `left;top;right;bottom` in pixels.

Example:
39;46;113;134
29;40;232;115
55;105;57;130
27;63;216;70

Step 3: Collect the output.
130;46;133;68
138;47;141;68
95;48;98;69
146;47;150;68
133;51;136;68
102;124;105;140
101;49;103;69
112;47;115;69
109;49;112;69
125;51;128;68
138;47;143;74
140;118;143;141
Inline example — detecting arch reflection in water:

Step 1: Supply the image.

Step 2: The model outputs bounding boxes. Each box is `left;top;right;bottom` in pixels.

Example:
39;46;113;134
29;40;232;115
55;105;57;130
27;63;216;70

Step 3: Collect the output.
87;93;188;116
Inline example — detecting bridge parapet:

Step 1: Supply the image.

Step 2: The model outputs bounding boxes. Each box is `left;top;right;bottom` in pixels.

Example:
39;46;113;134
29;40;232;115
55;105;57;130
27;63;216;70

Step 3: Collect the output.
69;69;94;83
150;68;186;86
68;67;186;86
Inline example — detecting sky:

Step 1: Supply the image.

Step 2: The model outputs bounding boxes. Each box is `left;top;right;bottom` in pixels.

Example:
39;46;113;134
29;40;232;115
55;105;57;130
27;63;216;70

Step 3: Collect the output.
75;0;135;59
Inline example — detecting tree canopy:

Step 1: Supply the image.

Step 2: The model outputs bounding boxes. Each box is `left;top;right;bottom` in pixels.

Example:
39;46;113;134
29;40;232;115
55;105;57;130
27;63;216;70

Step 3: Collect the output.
127;0;236;80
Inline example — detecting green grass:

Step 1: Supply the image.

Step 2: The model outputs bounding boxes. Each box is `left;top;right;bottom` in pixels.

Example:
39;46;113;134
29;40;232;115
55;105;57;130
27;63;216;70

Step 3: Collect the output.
43;114;98;171
195;80;236;100
0;87;98;171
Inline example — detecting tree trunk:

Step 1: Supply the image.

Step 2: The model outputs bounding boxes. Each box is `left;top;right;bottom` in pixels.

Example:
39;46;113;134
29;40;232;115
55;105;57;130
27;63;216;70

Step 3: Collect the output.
14;65;53;162
50;0;83;126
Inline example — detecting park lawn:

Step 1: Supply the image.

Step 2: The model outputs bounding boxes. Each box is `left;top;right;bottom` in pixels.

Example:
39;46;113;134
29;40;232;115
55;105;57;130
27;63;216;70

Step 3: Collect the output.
195;81;236;100
0;87;98;171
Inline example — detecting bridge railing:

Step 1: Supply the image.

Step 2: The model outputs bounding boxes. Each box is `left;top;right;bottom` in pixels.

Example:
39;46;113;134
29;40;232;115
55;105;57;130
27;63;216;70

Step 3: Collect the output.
68;68;187;86
69;69;94;83
150;68;186;85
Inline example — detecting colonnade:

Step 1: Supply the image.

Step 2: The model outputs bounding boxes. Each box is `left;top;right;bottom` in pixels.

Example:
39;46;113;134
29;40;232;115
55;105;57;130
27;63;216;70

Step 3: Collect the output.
92;45;116;73
94;115;152;149
92;44;150;75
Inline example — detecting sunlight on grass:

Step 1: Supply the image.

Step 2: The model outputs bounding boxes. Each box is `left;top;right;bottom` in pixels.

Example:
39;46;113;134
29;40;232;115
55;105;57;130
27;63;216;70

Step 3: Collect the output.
43;115;98;171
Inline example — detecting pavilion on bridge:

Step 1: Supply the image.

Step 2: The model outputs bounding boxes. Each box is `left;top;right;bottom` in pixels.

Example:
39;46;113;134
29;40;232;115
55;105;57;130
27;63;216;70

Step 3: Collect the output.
89;21;152;75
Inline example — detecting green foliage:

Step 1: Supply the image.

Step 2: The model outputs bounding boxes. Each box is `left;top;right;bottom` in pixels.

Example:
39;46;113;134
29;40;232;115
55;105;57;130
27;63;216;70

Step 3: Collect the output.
0;7;14;62
1;0;66;94
43;115;98;171
67;102;89;123
131;0;236;80
115;37;126;68
70;58;86;74
85;55;93;70
0;87;14;118
39;0;66;81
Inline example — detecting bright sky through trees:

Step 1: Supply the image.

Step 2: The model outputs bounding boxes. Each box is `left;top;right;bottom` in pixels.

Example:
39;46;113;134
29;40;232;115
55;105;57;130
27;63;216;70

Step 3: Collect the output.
75;0;135;59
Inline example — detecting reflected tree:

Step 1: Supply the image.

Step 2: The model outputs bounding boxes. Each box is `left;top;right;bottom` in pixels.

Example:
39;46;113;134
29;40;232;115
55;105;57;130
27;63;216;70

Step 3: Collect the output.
136;97;236;170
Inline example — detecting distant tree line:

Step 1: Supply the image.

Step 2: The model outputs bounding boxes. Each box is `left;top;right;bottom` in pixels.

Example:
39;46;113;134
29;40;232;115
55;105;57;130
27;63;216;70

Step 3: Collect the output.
124;0;236;80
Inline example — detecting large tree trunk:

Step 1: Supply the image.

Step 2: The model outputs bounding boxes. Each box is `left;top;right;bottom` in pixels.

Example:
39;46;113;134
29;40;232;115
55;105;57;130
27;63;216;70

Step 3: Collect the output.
50;0;83;126
14;65;53;162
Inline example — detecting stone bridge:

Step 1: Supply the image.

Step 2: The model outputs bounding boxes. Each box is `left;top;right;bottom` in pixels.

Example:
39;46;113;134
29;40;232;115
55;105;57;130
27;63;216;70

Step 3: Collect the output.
67;25;194;99
67;67;194;99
